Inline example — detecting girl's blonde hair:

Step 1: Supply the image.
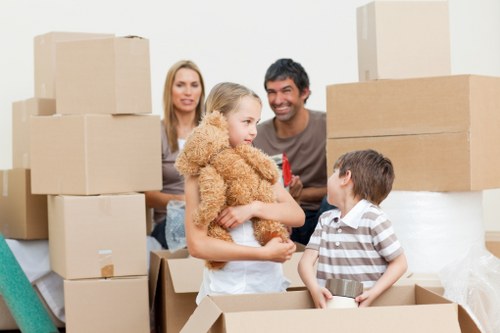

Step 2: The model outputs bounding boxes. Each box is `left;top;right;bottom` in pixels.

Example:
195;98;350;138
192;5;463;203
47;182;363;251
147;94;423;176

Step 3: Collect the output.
163;60;205;152
205;82;261;117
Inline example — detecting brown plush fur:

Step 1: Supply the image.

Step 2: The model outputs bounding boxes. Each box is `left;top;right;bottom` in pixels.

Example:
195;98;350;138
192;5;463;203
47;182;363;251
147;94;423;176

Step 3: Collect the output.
175;111;289;269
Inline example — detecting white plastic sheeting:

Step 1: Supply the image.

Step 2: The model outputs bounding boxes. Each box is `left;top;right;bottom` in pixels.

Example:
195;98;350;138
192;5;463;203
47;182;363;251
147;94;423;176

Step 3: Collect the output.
381;191;485;274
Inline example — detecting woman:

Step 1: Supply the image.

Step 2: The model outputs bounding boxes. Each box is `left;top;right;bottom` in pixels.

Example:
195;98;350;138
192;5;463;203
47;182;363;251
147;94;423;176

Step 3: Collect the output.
145;60;205;248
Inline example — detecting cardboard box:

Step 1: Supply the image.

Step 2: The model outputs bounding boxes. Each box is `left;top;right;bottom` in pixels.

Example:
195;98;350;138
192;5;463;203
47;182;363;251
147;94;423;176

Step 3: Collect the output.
48;193;147;279
0;169;48;239
181;285;480;333
34;31;114;98
30;114;161;195
326;75;500;191
357;1;450;81
149;248;306;333
12;98;56;169
64;276;149;333
485;231;500;258
55;36;152;114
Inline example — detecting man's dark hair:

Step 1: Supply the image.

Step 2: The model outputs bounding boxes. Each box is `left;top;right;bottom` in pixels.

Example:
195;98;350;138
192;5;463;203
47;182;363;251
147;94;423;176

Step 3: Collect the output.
264;58;310;103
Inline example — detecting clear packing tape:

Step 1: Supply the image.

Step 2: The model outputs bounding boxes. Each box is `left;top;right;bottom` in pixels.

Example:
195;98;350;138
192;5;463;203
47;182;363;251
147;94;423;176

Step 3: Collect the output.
380;191;485;273
439;245;500;333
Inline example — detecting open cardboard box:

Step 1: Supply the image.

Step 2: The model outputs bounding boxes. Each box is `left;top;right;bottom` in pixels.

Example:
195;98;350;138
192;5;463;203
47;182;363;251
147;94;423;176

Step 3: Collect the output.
181;284;481;333
149;246;306;333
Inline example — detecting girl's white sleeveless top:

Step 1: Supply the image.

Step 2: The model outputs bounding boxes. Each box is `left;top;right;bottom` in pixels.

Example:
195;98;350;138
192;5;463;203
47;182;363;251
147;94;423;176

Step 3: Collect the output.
196;221;290;304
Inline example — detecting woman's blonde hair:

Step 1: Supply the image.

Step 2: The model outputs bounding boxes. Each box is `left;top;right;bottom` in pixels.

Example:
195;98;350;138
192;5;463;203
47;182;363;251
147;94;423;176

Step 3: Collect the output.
163;60;205;152
205;82;261;117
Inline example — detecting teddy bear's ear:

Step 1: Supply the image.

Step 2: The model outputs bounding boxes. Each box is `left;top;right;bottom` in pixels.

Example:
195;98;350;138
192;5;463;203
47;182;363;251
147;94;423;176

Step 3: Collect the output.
203;110;228;130
175;111;231;174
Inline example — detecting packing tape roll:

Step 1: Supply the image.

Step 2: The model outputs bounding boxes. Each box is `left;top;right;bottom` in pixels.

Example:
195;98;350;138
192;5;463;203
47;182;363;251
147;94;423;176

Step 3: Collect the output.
0;234;58;333
381;191;485;273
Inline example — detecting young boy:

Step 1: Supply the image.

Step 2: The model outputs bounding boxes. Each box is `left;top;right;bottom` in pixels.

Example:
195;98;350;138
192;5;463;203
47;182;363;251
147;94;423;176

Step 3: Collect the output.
298;149;407;308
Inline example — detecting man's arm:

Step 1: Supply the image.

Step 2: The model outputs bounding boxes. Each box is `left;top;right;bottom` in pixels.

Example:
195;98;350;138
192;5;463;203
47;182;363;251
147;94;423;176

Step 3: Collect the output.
300;186;327;203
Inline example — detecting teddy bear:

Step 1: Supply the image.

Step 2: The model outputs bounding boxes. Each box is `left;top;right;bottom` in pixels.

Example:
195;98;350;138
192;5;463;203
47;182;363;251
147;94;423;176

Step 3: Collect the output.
175;111;289;269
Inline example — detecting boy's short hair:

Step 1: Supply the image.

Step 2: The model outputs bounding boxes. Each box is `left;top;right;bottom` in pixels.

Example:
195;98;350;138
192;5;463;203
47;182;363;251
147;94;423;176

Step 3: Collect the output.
333;149;395;205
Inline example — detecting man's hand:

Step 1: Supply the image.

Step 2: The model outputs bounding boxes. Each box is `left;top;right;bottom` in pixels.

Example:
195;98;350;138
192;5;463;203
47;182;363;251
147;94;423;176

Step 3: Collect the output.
288;175;303;203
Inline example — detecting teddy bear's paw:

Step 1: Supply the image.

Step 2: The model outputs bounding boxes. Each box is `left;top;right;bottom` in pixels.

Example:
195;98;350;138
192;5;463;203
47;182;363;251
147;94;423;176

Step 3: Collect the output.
253;220;290;245
206;260;227;270
235;145;279;183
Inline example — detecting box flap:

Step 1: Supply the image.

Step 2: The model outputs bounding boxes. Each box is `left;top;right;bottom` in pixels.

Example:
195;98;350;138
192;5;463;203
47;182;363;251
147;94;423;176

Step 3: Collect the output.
415;284;449;305
169;258;205;293
210;290;313;312
416;285;481;333
223;304;461;333
180;296;223;333
458;305;482;333
148;251;162;308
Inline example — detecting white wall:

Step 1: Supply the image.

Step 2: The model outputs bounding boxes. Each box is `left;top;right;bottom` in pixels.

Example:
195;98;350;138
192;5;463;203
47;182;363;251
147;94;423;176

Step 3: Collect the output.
0;0;370;170
1;0;499;227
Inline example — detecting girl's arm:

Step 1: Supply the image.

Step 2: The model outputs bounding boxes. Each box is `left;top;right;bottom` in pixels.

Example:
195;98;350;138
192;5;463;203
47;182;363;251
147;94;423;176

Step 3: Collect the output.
185;175;296;263
217;182;305;229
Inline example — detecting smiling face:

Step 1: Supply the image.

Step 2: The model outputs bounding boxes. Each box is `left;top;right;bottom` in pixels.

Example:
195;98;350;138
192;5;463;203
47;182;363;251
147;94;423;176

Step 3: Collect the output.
226;96;262;147
265;78;309;122
171;68;203;114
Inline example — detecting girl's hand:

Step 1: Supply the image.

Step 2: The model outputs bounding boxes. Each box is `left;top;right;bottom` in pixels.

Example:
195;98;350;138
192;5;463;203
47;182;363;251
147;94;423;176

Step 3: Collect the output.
262;238;296;262
216;204;253;229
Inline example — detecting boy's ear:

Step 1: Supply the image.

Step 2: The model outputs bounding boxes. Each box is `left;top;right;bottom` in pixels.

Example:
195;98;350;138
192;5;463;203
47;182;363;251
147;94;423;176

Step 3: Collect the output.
342;170;352;185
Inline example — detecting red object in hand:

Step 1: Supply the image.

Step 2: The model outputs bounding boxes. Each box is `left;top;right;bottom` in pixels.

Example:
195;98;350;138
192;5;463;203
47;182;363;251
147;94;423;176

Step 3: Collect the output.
282;152;292;187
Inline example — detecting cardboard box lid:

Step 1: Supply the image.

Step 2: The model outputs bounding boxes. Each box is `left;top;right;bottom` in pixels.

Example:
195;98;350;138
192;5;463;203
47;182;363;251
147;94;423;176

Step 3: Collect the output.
181;286;478;333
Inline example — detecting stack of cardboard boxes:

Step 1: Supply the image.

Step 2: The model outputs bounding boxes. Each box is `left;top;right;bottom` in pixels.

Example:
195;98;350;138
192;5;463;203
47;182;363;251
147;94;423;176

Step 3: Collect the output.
323;1;496;332
2;31;162;332
327;1;500;257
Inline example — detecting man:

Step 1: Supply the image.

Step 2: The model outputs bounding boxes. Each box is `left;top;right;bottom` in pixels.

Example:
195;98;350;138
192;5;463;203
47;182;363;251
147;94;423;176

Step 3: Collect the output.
254;58;333;245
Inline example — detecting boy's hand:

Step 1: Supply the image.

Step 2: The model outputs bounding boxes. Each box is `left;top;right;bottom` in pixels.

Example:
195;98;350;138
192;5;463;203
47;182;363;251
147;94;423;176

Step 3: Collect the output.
311;287;332;309
355;290;373;307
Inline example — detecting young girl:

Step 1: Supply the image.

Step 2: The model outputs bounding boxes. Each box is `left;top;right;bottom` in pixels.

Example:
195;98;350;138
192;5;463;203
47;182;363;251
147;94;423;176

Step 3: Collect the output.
180;82;305;304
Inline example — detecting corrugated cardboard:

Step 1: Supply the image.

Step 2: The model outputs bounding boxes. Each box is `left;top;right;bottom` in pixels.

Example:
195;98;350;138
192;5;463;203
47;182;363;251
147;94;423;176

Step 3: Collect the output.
149;247;306;333
30;114;161;195
485;231;500;258
0;169;48;239
12;98;56;169
48;193;147;279
326;75;500;191
34;31;114;98
64;276;149;333
357;1;450;81
181;285;480;333
55;36;152;114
